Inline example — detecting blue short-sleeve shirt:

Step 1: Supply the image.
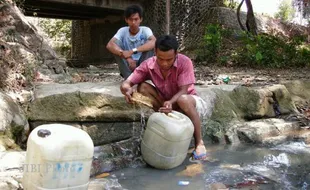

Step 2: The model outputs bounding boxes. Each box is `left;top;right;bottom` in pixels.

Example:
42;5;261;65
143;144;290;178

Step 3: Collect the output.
114;26;153;61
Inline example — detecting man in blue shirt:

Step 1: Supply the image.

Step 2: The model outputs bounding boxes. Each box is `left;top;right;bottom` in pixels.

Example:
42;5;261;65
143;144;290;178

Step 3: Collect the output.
106;5;156;79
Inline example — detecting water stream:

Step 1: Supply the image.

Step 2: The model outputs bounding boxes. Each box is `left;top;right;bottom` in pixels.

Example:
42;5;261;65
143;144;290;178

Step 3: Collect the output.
94;103;310;189
98;142;310;190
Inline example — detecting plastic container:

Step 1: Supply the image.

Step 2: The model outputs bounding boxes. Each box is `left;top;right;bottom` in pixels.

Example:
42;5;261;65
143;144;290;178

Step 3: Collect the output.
22;124;94;190
141;111;194;169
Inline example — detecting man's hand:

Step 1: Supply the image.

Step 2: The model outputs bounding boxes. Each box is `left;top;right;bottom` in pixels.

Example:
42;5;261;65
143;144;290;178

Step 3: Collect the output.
127;58;137;71
120;80;136;104
122;50;133;59
159;101;173;114
124;87;135;104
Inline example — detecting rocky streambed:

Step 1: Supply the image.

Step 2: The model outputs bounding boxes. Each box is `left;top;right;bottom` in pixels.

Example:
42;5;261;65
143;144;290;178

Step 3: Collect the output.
0;65;310;189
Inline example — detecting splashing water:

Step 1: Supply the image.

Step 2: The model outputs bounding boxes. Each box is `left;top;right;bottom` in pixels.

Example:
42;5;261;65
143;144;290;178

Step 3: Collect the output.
271;142;310;154
140;108;146;132
263;153;290;168
129;105;149;168
101;178;127;190
302;182;309;190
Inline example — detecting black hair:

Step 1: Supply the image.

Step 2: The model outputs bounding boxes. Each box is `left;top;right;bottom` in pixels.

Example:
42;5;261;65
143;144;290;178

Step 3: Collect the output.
124;5;143;19
155;35;179;52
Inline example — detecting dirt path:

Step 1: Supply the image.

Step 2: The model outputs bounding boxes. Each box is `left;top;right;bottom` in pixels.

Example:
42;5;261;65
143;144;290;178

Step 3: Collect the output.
68;64;310;87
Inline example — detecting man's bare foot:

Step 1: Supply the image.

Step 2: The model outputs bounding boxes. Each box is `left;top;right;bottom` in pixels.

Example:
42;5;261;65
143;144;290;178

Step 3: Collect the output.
192;143;207;160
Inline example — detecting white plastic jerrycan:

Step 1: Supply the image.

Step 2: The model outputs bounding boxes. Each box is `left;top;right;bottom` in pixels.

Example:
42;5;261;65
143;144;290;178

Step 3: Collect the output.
23;124;94;190
141;111;194;169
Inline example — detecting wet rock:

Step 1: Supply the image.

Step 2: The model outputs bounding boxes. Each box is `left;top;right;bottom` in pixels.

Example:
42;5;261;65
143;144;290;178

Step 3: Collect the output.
236;118;300;145
0;92;29;147
224;121;243;144
91;138;143;176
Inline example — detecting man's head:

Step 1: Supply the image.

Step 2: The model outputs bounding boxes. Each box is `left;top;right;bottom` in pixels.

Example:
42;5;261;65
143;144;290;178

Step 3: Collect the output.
124;5;143;33
155;35;179;71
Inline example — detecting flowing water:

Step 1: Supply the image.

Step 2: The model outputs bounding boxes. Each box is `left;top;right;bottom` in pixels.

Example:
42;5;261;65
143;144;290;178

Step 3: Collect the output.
94;104;310;189
98;142;310;190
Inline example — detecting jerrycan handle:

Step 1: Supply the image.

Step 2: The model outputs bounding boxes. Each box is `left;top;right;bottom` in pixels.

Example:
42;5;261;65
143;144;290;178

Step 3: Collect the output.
167;112;181;120
37;129;51;138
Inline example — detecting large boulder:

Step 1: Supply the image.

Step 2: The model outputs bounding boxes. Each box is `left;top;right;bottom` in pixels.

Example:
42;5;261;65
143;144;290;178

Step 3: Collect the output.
200;85;297;142
0;92;29;148
27;82;153;122
283;80;310;106
231;85;297;119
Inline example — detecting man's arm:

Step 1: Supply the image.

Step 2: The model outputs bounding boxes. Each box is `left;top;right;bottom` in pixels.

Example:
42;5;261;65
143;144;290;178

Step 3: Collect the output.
137;35;156;52
159;85;190;113
106;37;123;57
169;85;189;104
122;35;156;59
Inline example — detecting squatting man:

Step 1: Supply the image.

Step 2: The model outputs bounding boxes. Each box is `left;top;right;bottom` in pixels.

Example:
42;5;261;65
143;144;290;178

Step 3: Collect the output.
120;35;208;160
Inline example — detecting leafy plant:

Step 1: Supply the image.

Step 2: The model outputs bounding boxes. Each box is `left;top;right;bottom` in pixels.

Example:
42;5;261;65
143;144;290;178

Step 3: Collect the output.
196;24;223;63
232;32;310;68
196;23;310;68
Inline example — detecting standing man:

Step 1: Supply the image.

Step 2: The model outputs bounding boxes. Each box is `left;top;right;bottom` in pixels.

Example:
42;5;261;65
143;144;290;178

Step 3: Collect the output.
120;35;208;160
106;4;156;79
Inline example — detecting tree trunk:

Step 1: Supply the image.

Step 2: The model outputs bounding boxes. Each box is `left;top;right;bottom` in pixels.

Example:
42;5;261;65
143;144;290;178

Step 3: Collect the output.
245;0;258;35
237;0;246;31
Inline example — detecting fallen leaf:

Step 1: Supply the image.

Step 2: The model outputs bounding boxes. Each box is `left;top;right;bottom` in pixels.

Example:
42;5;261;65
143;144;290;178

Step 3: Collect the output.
176;164;204;177
209;183;228;190
95;172;110;178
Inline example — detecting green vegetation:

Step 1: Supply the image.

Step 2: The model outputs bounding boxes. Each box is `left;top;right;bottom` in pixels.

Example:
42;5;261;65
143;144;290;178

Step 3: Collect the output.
275;0;295;21
223;0;238;9
39;18;72;58
195;24;225;63
196;24;310;68
234;32;310;67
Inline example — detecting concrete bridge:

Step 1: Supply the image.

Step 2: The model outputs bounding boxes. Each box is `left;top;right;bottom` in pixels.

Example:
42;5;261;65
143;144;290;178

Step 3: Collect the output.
24;0;143;19
24;0;145;67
